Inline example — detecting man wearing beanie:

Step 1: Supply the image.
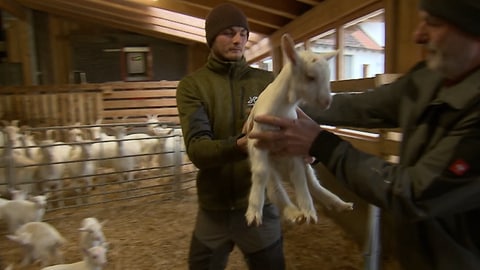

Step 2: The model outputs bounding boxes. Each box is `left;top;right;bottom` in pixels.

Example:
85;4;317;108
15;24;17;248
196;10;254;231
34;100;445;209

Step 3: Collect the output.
248;1;480;270
176;3;285;270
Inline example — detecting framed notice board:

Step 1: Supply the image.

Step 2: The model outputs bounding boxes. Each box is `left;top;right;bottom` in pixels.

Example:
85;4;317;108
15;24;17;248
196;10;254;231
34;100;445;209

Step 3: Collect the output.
121;46;152;81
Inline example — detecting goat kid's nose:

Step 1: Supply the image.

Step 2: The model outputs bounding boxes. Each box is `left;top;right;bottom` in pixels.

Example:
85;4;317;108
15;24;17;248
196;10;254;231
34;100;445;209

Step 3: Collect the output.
318;96;332;110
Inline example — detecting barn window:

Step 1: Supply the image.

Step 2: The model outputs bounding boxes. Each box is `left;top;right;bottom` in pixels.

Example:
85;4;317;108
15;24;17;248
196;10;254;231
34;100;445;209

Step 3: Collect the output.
341;9;385;79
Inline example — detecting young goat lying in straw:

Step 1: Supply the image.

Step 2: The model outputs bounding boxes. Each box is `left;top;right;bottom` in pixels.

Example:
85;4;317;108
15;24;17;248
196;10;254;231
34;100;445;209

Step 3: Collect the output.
245;34;353;226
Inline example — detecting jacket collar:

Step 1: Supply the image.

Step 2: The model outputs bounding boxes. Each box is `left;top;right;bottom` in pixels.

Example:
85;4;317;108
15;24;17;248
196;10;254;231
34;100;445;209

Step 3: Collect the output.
436;68;480;109
206;53;249;78
412;65;480;110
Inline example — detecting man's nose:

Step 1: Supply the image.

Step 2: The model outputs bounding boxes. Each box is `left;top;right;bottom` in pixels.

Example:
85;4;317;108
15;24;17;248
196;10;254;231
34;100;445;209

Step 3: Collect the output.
413;24;428;44
232;32;243;43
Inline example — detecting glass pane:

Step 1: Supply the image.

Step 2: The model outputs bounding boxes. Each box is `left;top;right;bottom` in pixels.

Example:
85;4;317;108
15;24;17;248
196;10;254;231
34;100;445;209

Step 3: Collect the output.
342;9;385;79
308;30;337;81
251;57;273;71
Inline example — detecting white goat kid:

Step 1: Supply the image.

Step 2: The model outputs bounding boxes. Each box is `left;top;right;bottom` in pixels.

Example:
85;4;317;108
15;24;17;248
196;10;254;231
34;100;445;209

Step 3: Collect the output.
0;121;39;194
245;34;353;226
111;126;143;185
0;194;48;233
67;141;96;202
6;221;66;267
79;217;107;251
37;139;71;206
40;244;108;270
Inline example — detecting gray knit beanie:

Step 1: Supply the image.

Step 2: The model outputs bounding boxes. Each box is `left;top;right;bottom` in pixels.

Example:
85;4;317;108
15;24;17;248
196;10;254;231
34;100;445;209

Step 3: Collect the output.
420;0;480;36
205;3;250;47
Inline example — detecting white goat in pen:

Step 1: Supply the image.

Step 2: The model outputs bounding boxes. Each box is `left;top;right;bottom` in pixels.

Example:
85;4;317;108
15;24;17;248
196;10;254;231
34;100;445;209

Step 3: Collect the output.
67;140;96;202
245;34;353;226
37;138;72;206
1;121;39;194
6;221;66;267
111;126;143;185
78;217;107;252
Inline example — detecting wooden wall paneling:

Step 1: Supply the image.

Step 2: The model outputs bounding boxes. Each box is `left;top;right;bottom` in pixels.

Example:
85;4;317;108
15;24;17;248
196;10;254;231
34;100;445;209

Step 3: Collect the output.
0;0;27;20
5;18;32;85
50;93;59;125
187;42;209;74
77;93;86;125
48;16;72;84
65;93;76;125
30;95;39;124
384;0;422;73
98;81;180;124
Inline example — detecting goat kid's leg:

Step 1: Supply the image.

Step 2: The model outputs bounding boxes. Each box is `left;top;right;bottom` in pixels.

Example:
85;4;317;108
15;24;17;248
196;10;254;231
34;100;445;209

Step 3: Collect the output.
306;165;353;212
266;177;305;224
50;245;64;264
245;151;270;226
83;176;93;203
20;249;34;267
287;159;317;223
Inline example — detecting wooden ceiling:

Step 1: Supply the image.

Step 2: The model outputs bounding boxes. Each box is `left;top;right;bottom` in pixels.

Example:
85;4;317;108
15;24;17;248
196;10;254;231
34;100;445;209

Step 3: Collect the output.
4;0;325;49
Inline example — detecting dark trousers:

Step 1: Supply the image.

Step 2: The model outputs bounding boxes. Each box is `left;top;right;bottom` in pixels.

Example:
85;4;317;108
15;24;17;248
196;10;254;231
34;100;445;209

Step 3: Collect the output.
188;234;286;270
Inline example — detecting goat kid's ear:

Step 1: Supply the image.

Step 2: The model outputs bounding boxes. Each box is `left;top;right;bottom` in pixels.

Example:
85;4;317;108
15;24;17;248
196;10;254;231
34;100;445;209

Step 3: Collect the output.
100;219;108;227
6;235;18;242
281;34;299;66
102;242;110;250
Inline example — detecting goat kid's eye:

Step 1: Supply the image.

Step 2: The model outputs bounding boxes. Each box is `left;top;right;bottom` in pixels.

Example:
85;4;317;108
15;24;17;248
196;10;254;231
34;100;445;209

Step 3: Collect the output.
305;74;316;81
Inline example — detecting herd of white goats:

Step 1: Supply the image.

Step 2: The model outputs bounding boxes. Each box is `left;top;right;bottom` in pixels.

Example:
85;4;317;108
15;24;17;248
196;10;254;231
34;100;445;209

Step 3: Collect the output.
0;115;183;202
0;115;184;269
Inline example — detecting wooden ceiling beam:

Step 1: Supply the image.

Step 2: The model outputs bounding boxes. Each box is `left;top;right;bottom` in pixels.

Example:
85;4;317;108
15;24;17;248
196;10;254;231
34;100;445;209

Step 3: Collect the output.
123;0;209;22
230;0;309;19
296;0;322;6
22;0;206;37
17;0;205;44
17;0;263;48
0;0;26;20
131;0;283;35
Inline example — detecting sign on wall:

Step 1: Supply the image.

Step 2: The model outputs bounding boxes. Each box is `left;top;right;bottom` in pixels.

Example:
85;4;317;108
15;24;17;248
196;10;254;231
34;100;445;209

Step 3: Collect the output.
122;47;152;81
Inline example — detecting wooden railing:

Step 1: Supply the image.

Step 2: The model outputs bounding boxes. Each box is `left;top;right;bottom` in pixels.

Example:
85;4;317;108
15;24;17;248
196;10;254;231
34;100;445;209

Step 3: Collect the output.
0;75;402;159
330;74;402;162
0;81;179;127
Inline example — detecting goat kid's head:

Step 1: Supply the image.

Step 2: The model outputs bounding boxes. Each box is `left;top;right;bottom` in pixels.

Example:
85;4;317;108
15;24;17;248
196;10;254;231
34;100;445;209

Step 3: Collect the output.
282;34;337;110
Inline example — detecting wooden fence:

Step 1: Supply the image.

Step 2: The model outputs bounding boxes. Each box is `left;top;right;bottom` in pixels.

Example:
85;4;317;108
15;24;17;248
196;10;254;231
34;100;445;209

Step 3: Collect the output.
330;73;402;162
0;81;179;127
0;75;401;159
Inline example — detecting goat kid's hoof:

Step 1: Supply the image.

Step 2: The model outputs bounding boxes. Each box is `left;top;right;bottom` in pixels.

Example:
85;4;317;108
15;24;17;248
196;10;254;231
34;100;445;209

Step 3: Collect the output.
283;206;306;224
334;202;354;212
301;212;318;224
245;209;263;226
291;215;307;225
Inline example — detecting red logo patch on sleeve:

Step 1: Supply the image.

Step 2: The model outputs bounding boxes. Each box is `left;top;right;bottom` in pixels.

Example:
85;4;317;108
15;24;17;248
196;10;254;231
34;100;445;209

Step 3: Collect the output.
448;159;470;176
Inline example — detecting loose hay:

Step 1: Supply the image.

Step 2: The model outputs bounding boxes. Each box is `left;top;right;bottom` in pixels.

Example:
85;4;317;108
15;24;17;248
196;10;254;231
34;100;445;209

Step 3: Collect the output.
0;195;367;270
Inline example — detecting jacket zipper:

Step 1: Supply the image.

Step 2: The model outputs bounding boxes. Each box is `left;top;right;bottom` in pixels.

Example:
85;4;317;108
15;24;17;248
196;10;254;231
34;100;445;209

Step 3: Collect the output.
228;64;236;209
229;65;237;135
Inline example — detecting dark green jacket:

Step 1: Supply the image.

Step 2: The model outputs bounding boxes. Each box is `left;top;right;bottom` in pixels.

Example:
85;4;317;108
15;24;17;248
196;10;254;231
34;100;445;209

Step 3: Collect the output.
306;62;480;270
176;54;273;211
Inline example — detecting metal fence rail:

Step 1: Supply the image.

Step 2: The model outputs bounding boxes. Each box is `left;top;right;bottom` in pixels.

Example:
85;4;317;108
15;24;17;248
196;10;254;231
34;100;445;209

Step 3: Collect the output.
0;121;198;215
